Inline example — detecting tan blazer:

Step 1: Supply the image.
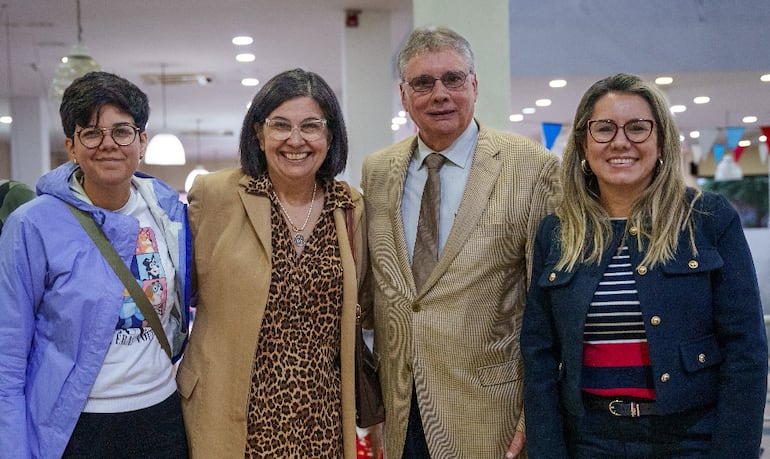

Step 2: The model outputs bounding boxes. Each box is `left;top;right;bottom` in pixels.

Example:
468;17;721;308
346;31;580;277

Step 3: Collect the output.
360;123;561;458
176;168;367;459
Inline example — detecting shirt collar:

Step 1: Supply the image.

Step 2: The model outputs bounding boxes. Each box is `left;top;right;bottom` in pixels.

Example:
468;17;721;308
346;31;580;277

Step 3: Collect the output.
415;119;478;169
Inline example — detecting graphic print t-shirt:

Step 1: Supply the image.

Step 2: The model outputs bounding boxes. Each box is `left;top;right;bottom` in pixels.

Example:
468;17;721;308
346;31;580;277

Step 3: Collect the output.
83;186;178;413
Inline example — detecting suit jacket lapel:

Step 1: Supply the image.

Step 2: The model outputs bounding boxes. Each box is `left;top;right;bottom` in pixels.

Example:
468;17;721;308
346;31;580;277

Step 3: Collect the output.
238;174;272;262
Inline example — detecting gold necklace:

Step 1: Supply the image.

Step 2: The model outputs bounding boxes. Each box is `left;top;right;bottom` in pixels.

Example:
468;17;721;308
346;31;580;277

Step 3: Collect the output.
272;181;317;247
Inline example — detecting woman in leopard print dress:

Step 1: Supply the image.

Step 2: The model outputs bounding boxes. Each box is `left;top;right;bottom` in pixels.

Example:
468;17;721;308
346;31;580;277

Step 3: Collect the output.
177;69;369;458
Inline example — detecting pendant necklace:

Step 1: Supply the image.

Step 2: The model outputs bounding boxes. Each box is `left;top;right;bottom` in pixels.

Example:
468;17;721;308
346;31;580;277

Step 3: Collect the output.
273;181;317;247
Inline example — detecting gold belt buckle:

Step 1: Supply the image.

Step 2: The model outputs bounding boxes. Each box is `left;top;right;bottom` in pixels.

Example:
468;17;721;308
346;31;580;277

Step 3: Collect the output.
608;399;641;417
608;399;623;416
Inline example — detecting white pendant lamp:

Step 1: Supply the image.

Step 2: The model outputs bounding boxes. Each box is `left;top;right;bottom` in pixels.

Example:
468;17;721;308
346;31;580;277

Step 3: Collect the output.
50;0;101;102
184;120;209;192
714;153;743;181
144;64;186;165
185;165;210;193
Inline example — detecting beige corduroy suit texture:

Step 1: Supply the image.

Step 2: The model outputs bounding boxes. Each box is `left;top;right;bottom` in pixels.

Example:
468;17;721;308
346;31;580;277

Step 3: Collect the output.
361;122;562;458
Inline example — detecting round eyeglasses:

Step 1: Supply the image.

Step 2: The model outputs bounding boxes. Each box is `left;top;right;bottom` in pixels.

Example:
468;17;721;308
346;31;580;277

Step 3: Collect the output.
264;118;327;142
76;125;140;149
403;71;473;93
588;119;654;144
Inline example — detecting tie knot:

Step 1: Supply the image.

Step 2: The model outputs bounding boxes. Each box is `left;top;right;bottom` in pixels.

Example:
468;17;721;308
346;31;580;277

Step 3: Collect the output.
424;153;446;170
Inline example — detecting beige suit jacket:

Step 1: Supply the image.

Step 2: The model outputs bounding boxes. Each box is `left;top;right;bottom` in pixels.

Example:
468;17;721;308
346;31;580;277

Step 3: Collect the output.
361;123;561;458
176;168;367;459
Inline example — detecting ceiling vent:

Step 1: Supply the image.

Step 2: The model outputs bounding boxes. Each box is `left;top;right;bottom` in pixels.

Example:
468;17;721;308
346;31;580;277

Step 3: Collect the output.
140;72;213;86
178;129;235;137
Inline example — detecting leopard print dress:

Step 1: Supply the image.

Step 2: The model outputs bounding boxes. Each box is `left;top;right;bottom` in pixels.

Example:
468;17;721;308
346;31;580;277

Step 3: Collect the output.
244;176;351;458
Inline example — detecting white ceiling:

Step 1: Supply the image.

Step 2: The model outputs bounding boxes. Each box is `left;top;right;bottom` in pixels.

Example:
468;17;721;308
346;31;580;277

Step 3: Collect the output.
1;0;769;163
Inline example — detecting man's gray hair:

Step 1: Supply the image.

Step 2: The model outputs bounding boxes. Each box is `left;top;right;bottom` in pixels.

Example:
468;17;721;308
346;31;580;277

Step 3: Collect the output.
397;26;475;80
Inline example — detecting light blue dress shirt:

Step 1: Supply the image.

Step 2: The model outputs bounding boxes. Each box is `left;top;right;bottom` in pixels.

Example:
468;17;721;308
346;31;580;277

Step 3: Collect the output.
402;120;478;262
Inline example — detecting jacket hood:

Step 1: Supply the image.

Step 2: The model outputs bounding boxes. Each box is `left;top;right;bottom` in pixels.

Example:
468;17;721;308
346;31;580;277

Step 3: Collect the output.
36;161;83;207
36;161;177;213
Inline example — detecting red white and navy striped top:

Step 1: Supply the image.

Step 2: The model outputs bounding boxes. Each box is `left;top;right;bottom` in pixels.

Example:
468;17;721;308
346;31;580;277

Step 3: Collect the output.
581;238;655;400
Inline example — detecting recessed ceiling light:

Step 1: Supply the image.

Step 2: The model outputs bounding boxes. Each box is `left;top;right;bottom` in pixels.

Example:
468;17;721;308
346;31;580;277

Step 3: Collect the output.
522;107;536;114
236;53;256;62
693;96;710;104
760;74;770;82
655;76;673;85
670;105;686;113
738;140;751;147
742;115;758;123
549;79;566;88
509;114;524;122
760;135;767;142
241;78;259;87
0;115;12;124
232;36;254;46
689;131;700;139
535;99;551;107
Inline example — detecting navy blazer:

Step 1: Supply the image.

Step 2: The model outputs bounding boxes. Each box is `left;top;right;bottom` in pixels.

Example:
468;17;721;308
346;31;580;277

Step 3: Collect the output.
521;190;767;458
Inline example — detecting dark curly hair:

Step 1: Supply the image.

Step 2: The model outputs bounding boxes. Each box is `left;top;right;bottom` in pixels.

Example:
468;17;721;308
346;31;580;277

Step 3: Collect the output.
59;71;149;138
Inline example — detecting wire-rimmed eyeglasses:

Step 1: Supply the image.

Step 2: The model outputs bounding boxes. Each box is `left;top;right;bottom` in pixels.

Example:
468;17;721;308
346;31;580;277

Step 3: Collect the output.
403;71;473;93
588;119;655;144
76;124;140;149
264;117;327;142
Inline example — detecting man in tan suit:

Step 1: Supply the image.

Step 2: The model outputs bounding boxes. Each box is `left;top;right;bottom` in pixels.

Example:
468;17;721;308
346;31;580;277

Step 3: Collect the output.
361;26;561;458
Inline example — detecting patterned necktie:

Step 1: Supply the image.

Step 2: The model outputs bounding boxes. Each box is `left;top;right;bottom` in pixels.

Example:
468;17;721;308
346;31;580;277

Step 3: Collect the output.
412;153;446;290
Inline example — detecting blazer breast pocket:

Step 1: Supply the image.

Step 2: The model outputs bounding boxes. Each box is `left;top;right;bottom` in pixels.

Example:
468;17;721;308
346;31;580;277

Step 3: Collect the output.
660;248;723;276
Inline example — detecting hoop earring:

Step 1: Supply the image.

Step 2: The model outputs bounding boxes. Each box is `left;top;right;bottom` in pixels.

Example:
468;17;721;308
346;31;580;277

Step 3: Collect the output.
581;159;593;176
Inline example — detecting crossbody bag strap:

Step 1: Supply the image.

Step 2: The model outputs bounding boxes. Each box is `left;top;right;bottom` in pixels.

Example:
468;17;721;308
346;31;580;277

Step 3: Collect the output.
340;182;360;325
66;203;172;360
340;183;355;262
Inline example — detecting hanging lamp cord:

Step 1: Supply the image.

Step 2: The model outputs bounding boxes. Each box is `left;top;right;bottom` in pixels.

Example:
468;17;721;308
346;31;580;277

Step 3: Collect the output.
160;63;167;129
76;0;83;44
3;4;13;98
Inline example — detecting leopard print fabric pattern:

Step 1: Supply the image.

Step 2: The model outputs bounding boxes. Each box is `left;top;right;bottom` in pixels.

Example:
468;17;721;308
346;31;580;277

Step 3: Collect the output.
244;176;353;458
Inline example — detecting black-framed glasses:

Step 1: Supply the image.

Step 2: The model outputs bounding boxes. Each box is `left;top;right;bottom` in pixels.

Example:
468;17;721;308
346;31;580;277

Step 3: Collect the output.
403;71;473;93
76;124;140;148
264;117;327;142
587;119;655;144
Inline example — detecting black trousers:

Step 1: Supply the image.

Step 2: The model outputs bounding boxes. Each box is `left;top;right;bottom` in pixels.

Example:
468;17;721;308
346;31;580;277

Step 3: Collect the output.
402;382;431;459
63;391;189;459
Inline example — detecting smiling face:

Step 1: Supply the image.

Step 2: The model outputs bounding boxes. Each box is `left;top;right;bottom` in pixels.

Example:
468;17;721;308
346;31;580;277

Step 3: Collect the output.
257;96;329;188
65;104;146;207
584;92;661;207
400;48;478;152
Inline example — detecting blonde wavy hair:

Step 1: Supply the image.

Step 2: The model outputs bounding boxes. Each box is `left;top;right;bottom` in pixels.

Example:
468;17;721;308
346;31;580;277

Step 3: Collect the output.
556;73;700;271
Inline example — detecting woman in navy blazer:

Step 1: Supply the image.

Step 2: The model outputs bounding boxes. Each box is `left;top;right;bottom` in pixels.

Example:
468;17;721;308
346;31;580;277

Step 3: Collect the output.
521;73;767;458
